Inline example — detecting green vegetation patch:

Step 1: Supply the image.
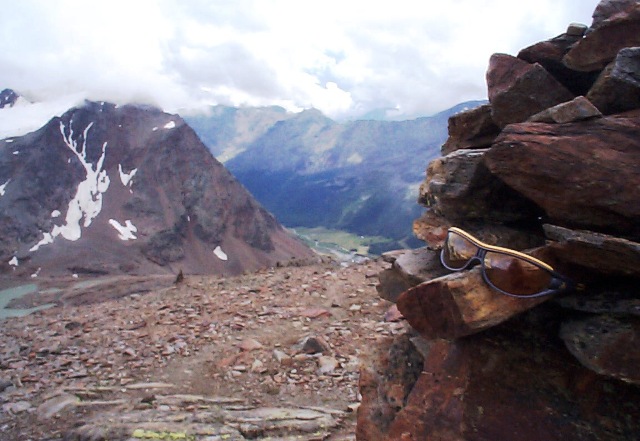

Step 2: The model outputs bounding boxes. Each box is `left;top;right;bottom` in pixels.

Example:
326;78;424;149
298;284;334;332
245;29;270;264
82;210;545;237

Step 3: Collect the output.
292;226;393;256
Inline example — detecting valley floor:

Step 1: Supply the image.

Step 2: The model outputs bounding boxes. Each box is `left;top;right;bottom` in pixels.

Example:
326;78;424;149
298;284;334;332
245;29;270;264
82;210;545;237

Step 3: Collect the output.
0;259;405;440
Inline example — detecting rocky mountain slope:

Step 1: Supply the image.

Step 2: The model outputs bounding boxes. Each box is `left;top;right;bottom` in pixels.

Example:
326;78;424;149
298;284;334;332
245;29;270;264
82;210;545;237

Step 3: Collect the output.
364;1;640;439
187;101;485;252
0;259;392;440
0;100;315;278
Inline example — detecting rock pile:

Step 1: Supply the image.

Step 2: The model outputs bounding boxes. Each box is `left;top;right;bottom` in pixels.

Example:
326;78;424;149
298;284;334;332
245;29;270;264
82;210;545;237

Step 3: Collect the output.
360;1;640;440
0;259;402;440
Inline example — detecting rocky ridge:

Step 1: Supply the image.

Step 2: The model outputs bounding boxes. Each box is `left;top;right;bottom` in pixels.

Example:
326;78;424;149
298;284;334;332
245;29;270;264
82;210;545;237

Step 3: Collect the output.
362;1;640;440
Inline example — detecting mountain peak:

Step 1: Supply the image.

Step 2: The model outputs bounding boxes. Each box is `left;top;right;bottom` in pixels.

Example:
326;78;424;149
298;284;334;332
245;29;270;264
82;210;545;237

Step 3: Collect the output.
0;100;315;277
0;88;22;109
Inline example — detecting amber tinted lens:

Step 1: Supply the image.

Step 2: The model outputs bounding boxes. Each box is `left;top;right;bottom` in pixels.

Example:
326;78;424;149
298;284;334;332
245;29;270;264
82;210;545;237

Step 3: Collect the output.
484;252;552;296
442;231;478;269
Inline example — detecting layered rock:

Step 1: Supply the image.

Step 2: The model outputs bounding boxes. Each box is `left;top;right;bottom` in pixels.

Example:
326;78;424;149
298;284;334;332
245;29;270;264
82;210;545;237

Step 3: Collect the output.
360;1;640;439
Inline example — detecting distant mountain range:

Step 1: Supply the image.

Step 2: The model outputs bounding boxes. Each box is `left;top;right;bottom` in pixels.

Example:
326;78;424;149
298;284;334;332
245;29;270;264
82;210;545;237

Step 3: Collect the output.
0;97;314;277
186;100;486;252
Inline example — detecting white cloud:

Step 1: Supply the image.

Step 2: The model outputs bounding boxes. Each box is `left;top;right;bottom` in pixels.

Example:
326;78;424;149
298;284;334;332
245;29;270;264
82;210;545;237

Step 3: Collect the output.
0;0;600;120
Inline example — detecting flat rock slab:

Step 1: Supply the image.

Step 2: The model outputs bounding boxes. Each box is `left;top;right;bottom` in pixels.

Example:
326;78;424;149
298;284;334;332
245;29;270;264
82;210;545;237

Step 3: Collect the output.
485;111;640;238
544;224;640;277
65;396;343;441
561;314;640;385
396;268;547;339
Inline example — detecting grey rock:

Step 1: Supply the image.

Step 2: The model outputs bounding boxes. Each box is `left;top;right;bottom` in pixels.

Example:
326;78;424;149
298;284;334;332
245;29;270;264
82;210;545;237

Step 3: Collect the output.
587;47;640;114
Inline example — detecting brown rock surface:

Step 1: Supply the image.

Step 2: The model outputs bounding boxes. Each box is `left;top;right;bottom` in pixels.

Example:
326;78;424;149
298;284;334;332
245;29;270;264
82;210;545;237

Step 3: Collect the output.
518;32;598;95
484;111;640;238
358;308;640;441
441;104;500;155
591;0;640;30
560;314;640;384
527;95;602;123
486;54;574;127
0;259;396;440
544;224;640;277
396;268;547;339
564;3;640;71
376;247;447;302
587;46;640;114
421;148;542;222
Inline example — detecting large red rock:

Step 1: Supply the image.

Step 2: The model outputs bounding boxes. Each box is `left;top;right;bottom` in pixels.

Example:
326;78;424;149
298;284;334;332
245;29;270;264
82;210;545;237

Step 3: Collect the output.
561;314;640;384
591;0;640;30
486;54;574;127
544;224;640;277
441;104;500;155
564;3;640;71
518;31;598;95
357;308;640;440
484;110;640;239
377;247;448;302
396;268;548;339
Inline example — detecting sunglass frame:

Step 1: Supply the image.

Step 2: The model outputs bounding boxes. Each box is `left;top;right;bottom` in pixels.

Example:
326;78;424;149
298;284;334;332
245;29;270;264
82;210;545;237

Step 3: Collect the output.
441;227;575;298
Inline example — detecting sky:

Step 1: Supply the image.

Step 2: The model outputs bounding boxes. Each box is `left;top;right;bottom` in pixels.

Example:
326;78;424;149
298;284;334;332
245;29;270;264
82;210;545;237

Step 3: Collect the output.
0;0;601;125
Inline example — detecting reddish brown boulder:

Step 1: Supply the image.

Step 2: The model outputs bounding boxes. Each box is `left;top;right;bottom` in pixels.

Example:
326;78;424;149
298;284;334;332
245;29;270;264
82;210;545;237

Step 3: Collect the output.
421;148;542;223
587;47;640;114
591;0;640;30
544;224;640;278
561;314;640;384
486;54;574;127
484;110;640;239
377;247;448;302
358;308;640;440
441;104;500;155
357;334;424;441
564;3;640;71
518;31;598;95
396;268;547;340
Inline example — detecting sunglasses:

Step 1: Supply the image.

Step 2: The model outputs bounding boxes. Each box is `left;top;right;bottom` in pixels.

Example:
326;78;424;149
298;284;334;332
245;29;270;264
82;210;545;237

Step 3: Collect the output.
440;227;576;298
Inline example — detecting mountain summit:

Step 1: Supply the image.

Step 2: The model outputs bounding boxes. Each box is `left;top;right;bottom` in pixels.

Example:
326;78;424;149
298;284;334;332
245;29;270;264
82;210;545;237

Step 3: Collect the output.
0;101;314;277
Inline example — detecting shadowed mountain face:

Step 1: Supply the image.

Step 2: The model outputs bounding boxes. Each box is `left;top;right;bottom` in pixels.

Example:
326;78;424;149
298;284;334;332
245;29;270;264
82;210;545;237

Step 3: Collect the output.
187;101;485;252
0;101;314;277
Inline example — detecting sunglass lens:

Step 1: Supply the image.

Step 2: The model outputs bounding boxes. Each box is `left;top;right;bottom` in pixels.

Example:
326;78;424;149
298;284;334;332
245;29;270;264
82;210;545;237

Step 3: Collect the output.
483;252;552;296
442;231;478;269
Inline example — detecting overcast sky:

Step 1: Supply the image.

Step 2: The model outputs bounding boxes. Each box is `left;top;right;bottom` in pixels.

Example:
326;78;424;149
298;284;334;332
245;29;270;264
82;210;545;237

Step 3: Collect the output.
1;0;600;122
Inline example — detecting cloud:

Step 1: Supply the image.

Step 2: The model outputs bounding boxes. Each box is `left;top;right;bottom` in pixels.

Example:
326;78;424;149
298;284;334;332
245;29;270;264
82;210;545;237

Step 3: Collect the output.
0;0;601;121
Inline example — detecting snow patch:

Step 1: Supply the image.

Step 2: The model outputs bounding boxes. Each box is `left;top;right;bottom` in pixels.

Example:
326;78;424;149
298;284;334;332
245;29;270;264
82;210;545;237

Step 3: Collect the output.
12;151;19;155
118;164;137;188
152;127;158;131
0;179;9;196
30;121;110;251
31;267;41;278
9;256;18;267
51;210;61;218
5;139;13;143
164;121;176;129
0;93;84;139
109;219;138;240
213;246;228;261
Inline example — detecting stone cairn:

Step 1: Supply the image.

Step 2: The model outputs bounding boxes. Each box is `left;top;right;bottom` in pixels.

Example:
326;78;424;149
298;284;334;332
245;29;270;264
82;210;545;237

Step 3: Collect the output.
357;1;640;440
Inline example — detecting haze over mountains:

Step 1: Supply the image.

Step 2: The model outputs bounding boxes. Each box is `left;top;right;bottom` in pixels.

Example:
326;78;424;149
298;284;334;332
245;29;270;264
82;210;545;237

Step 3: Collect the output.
186;100;486;252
